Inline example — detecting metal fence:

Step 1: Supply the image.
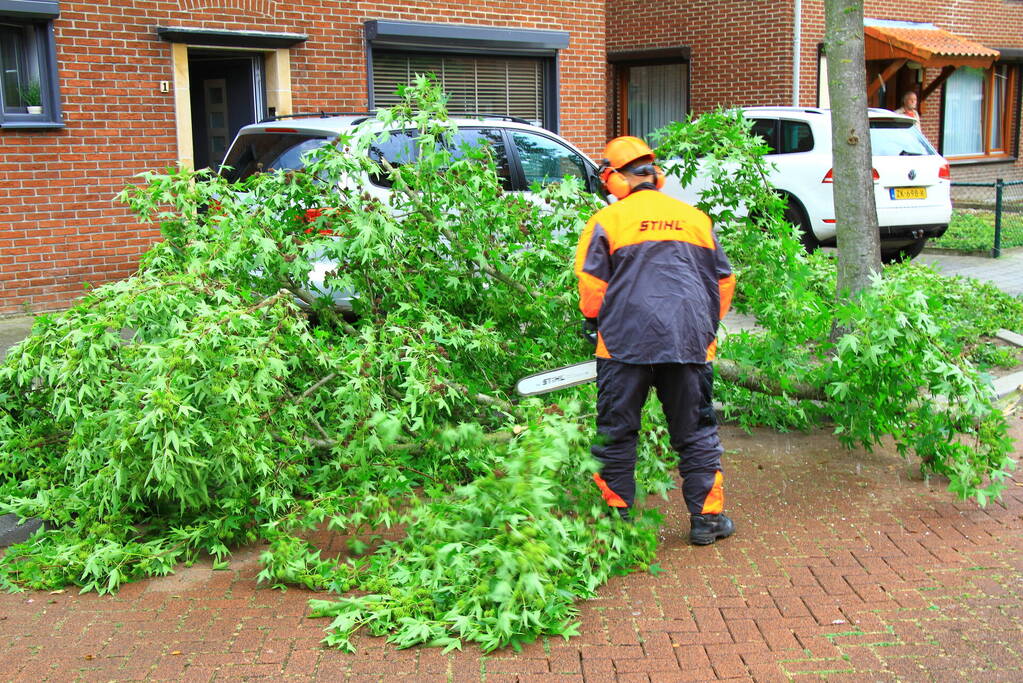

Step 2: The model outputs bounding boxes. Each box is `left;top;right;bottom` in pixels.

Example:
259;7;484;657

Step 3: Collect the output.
942;179;1023;257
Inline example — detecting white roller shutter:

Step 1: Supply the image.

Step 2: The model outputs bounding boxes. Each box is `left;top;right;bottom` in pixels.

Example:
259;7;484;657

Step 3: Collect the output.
373;52;545;127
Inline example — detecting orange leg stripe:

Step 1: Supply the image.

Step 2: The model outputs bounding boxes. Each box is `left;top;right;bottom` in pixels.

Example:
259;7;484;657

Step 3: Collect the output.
701;471;724;515
595;332;611;359
593;473;628;508
718;273;736;319
705;339;718;362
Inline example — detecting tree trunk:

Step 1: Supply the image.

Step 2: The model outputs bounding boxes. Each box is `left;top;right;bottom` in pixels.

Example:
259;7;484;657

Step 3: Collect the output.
824;0;881;297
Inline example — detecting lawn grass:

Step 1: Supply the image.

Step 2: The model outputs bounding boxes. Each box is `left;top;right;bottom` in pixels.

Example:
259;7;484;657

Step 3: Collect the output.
929;208;1023;252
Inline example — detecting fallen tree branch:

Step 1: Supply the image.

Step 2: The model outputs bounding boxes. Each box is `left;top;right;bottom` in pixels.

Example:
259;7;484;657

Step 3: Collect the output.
214;289;289;327
716;358;826;402
284;278;360;336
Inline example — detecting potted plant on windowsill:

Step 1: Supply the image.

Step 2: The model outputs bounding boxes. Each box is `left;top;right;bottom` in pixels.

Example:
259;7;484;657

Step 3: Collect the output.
19;81;42;115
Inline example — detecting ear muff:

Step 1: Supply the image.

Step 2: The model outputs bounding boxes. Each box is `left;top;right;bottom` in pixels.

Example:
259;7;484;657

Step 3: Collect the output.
600;163;632;199
599;160;664;198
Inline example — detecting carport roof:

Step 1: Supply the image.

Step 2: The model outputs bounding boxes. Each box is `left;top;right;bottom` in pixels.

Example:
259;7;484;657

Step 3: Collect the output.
864;20;999;69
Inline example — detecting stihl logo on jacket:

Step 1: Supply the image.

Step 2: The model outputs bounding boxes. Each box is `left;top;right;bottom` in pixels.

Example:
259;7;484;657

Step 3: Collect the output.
574;189;736;364
639;219;686;231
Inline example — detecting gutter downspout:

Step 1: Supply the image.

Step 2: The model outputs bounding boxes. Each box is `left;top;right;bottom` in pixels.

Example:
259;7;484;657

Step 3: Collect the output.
792;0;802;106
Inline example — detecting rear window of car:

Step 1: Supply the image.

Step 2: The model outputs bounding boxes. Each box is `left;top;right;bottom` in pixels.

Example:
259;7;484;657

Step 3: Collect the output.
220;132;333;182
869;119;936;156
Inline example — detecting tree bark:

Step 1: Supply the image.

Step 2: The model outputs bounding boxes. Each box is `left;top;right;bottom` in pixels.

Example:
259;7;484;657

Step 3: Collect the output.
824;0;881;296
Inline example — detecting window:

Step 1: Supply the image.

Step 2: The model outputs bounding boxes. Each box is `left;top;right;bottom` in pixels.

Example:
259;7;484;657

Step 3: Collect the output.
509;130;589;189
364;21;568;132
749;119;778;152
373;53;546;127
619;62;688;141
220;132;332;181
942;64;1018;158
367;127;512;190
0;1;62;128
610;48;690;140
747;119;814;155
869;119;935;157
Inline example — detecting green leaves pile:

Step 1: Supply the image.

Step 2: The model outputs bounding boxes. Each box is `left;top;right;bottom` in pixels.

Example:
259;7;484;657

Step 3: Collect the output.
0;78;664;651
0;83;1019;653
655;110;1020;503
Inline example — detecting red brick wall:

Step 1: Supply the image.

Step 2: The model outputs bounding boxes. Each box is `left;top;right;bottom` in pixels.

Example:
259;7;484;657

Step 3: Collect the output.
0;0;605;315
607;0;796;124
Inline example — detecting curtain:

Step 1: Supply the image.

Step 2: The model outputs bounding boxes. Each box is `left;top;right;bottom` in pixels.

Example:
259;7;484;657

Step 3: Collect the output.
990;65;1008;151
627;63;688;141
943;67;984;156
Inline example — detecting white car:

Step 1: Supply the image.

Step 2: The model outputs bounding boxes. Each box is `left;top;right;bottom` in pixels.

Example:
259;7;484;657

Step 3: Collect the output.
661;107;952;262
222;114;601;199
220;114;603;308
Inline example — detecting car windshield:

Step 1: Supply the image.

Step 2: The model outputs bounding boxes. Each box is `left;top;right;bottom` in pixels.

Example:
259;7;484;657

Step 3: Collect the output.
869;119;935;156
220;132;333;182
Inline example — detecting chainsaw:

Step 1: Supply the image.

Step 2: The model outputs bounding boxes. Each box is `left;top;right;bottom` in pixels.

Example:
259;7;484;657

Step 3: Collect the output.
515;359;597;396
515;321;597;396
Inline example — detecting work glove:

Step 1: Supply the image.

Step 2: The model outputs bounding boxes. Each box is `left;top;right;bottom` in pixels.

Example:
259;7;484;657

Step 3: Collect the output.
581;318;598;346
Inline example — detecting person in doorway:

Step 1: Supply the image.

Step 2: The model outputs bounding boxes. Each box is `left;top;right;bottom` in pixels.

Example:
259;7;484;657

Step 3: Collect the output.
895;91;921;125
574;136;737;545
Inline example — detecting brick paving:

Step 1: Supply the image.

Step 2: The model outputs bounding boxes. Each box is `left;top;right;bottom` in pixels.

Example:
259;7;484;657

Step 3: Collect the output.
2;250;1022;681
917;249;1023;297
2;418;1021;682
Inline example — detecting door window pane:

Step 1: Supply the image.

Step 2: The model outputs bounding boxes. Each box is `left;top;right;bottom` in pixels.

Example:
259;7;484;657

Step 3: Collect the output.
449;128;512;190
511;131;588;188
779;120;813;153
368;130;418;188
366;128;512;189
626;62;688;141
748;118;778;153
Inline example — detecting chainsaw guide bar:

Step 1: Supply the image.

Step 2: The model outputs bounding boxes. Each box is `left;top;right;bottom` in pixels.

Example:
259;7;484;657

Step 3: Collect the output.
515;360;597;396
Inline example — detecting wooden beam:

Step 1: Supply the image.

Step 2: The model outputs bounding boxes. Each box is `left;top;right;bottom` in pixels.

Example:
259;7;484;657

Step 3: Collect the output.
867;59;908;98
920;65;956;103
617;68;629;136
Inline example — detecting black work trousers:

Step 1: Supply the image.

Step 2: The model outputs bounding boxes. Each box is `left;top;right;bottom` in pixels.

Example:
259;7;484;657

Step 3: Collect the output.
593;359;724;515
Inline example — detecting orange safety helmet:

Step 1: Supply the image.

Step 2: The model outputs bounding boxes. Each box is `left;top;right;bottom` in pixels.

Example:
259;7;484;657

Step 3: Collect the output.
599;136;665;199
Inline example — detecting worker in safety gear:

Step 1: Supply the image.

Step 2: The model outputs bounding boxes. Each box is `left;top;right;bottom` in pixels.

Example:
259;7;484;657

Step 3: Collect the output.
574;135;737;545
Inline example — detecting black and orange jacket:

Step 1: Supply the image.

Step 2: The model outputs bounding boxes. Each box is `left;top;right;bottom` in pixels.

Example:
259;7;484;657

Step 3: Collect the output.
574;189;736;364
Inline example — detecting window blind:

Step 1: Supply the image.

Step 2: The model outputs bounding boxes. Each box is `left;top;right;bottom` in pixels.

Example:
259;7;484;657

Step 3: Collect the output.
373;53;545;126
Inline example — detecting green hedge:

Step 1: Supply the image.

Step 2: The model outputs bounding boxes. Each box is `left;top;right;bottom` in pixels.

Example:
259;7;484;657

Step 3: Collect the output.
930;209;1023;252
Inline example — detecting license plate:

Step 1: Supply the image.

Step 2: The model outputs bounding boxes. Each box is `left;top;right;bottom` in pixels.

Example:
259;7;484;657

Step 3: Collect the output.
892;187;927;200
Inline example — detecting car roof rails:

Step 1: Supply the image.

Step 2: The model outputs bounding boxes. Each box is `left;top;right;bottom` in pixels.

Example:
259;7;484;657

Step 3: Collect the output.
258;111;375;123
256;111;536;126
454;113;534;125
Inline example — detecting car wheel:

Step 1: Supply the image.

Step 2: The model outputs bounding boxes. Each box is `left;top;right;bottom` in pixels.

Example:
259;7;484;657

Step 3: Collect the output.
880;238;927;264
782;197;818;252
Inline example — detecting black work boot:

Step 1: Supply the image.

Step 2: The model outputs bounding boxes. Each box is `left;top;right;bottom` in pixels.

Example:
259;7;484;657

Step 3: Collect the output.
689;513;735;545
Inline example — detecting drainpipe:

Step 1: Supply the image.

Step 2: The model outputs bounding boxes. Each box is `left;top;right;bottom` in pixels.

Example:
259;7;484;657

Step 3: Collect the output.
793;0;802;106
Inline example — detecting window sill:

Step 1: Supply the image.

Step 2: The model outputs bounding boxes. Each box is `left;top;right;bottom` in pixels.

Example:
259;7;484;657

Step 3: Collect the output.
0;120;64;130
947;154;1016;166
